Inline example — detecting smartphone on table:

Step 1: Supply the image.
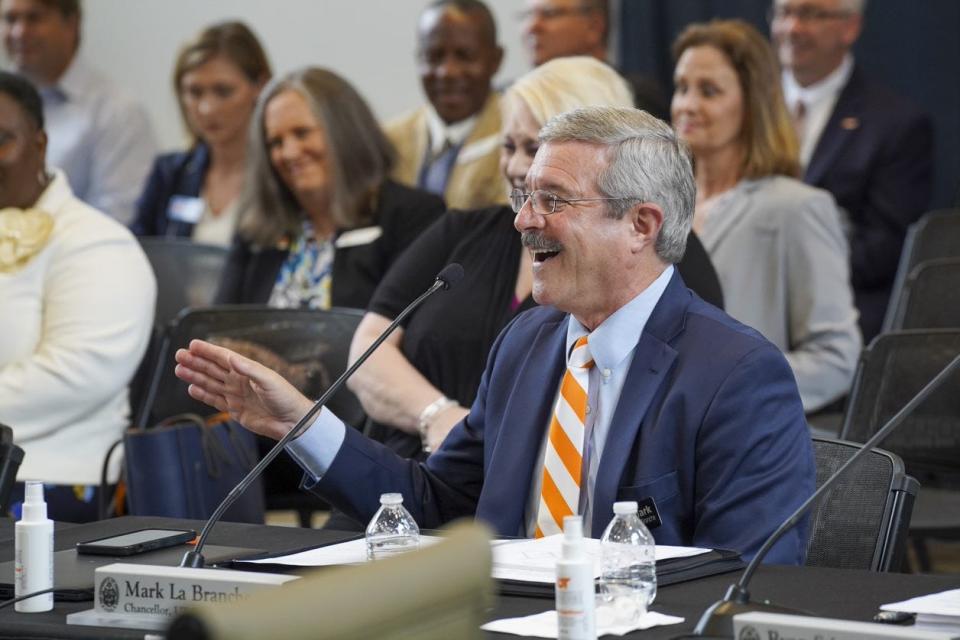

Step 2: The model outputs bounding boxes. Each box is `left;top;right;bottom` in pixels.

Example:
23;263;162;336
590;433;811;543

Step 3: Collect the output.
76;528;196;556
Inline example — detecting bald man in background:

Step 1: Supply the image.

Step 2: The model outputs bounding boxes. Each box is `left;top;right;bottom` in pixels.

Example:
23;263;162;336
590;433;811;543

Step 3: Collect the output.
384;0;506;210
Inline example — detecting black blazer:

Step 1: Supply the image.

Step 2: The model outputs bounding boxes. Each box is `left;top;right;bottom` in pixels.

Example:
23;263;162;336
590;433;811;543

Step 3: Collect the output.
803;65;933;341
130;144;210;238
214;180;446;310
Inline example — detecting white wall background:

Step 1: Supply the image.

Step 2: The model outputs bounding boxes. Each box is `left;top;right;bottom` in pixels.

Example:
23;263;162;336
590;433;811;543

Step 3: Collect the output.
75;0;529;151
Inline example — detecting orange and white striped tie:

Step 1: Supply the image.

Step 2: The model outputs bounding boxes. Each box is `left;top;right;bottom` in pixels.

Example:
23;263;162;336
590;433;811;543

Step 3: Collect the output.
535;335;593;538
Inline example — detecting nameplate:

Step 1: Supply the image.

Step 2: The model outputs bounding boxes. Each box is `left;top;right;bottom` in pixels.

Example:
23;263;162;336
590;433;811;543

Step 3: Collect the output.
733;612;956;640
66;562;298;631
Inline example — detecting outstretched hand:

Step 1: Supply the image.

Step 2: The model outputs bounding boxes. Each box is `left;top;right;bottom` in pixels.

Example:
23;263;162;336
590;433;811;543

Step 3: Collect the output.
174;339;314;441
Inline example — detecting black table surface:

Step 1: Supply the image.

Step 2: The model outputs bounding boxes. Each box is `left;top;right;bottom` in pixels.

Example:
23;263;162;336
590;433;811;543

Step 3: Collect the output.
0;516;957;639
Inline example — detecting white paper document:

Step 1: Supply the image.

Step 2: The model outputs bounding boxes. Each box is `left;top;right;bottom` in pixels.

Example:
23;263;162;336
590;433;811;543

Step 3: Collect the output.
480;607;684;638
882;589;960;616
492;535;710;584
240;533;708;583
242;535;443;566
882;588;960;632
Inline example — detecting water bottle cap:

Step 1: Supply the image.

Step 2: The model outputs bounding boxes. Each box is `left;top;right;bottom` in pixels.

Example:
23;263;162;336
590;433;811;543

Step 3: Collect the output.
613;500;638;515
379;493;403;505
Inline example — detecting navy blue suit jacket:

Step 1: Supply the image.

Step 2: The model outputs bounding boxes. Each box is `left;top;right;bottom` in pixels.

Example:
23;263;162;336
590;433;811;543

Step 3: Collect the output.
804;65;933;342
313;271;815;563
130;144;210;238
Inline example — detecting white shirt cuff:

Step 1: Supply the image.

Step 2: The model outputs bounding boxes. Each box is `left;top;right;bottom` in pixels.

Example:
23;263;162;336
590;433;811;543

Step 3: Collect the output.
285;406;347;483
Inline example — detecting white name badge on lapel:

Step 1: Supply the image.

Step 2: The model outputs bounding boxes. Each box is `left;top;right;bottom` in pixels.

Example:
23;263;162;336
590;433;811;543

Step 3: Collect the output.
167;195;205;224
335;226;382;248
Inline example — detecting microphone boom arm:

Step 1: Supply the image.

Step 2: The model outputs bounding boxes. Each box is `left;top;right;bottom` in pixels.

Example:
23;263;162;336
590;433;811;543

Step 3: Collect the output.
182;267;460;568
693;349;960;637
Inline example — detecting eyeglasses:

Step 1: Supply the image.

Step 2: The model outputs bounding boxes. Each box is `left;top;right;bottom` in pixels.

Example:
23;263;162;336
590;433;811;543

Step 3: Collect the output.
768;4;853;23
510;188;638;215
517;6;593;22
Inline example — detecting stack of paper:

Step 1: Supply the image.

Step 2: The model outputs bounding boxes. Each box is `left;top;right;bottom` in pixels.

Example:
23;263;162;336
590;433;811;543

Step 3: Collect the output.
881;588;960;634
491;535;710;584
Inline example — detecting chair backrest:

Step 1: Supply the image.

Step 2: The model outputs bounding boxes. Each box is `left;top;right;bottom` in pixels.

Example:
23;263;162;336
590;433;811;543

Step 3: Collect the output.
137;306;366;431
805;438;917;572
889;258;960;330
840;330;960;480
884;210;960;332
138;238;229;330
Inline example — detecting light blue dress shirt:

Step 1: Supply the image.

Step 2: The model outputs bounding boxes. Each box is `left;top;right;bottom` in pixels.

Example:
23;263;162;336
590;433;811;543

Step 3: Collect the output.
288;265;676;537
39;58;157;224
522;264;674;536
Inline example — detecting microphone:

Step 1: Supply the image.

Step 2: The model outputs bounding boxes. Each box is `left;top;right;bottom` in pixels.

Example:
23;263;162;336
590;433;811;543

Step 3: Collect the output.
181;263;464;568
692;350;960;638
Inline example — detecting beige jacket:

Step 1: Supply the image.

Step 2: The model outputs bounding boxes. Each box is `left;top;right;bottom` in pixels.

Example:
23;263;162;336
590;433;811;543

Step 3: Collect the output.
384;93;507;211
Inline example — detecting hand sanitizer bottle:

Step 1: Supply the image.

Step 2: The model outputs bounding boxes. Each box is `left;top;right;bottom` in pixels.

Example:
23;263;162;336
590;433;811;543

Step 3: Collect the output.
15;481;54;612
555;515;596;640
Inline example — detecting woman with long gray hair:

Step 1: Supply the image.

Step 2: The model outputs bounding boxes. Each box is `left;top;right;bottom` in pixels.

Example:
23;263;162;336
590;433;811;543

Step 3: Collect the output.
214;67;444;309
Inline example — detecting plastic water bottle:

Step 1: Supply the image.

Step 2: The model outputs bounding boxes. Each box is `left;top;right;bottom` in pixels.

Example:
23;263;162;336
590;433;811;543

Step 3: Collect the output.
598;501;656;621
365;493;420;560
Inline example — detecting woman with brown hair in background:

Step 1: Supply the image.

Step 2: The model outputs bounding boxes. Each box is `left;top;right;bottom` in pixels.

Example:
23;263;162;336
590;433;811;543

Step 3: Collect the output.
132;21;270;246
671;19;860;414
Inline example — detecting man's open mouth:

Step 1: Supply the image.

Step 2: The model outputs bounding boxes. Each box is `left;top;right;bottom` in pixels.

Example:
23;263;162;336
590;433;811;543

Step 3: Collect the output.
533;250;560;263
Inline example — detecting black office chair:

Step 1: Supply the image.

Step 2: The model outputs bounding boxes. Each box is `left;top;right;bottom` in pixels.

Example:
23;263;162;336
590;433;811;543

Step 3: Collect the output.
887;258;960;330
805;438;917;572
138;238;230;330
130;239;230;422
883;210;960;333
135;305;367;526
840;330;960;571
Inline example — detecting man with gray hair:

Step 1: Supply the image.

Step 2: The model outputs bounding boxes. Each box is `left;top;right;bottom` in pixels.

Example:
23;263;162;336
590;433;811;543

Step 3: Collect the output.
175;106;814;562
772;0;932;343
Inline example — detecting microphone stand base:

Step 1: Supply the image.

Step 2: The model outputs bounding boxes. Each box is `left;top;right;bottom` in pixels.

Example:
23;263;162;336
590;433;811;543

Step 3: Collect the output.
693;597;805;638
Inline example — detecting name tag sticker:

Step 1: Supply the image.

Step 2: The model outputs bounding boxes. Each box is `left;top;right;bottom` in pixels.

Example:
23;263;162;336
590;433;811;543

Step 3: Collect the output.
167;196;204;224
335;226;382;248
637;497;662;529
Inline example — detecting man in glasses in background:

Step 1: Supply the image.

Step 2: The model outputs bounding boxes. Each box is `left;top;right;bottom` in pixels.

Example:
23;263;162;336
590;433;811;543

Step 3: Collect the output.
176;106;814;562
772;0;932;344
519;0;669;120
520;0;607;67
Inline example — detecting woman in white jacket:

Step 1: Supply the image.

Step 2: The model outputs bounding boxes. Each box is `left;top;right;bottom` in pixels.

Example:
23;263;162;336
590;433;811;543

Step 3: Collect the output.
0;71;156;521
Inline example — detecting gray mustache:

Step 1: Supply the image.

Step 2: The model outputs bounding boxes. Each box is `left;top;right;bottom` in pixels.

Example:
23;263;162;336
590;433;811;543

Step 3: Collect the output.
521;232;563;253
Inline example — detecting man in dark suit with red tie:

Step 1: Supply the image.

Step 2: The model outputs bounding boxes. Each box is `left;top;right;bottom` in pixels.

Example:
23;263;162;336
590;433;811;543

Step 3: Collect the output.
771;0;933;343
